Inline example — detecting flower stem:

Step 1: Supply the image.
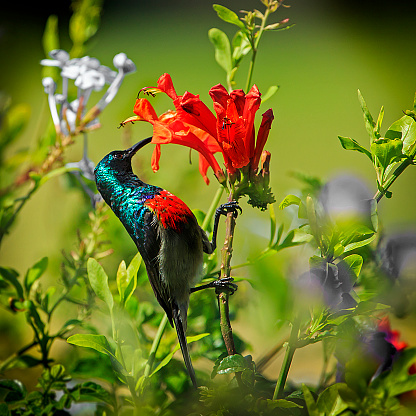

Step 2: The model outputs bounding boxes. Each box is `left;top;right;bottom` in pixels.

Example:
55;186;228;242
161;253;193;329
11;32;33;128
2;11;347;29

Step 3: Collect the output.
218;191;238;356
273;315;300;399
373;156;414;203
245;7;271;92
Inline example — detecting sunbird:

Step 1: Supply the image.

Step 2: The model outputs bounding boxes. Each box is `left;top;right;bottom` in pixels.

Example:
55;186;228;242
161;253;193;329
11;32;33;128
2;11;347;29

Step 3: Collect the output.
94;137;240;388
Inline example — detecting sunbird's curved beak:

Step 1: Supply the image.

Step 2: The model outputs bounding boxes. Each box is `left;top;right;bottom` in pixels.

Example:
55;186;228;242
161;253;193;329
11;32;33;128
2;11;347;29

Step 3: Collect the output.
126;137;152;157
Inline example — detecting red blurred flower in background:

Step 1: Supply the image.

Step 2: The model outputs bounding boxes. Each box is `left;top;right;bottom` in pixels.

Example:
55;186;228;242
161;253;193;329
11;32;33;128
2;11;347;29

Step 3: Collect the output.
121;73;274;185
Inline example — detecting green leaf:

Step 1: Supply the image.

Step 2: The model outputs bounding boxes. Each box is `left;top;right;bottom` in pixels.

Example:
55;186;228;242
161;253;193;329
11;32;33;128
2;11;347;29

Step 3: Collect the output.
231;30;251;67
42;15;59;56
67;334;123;374
338;136;372;161
302;384;320;416
388;376;416;397
262;85;279;103
0;379;26;403
24;257;48;294
266;399;303;409
0;267;23;299
77;381;114;405
150;333;209;377
376;106;384;135
69;0;103;57
124;252;141;304
213;4;247;32
341;254;363;279
208;28;232;74
343;233;376;253
370;138;403;170
116;260;127;302
385;115;416;156
87;258;113;311
279;194;301;210
216;354;248;375
316;384;349;415
268;203;277;247
358;89;377;143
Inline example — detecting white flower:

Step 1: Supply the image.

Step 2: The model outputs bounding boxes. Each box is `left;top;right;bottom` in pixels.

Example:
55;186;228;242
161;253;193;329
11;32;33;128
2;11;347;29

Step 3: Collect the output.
40;49;70;68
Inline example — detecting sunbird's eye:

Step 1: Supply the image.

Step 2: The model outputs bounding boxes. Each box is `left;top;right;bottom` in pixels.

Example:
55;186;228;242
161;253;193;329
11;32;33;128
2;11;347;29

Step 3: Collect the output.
114;154;123;159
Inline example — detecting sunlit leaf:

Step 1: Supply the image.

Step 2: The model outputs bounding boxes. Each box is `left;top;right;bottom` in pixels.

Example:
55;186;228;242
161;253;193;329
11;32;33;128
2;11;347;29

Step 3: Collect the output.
150;333;209;377
67;334;124;375
358;89;377;143
42;15;59;57
316;383;349;415
262;85;279;103
213;5;247;32
124;252;142;304
338;136;372;160
302;384;319;416
268;203;277;247
216;354;248;375
24;257;48;294
208;28;232;74
385;115;416;156
341;254;363;279
370;138;403;170
279;194;301;210
116;260;127;302
87;258;113;311
231;30;251;66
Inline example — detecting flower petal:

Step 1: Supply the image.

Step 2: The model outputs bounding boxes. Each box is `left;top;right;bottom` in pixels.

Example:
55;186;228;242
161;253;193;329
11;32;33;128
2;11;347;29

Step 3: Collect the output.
151;144;161;172
230;89;245;116
157;73;178;100
252;108;274;169
133;98;159;121
243;84;262;159
209;84;229;112
176;91;218;138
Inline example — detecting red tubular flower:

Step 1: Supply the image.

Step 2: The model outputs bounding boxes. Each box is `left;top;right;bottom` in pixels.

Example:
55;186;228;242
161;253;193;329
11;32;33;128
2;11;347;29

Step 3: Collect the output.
126;98;224;184
121;73;274;185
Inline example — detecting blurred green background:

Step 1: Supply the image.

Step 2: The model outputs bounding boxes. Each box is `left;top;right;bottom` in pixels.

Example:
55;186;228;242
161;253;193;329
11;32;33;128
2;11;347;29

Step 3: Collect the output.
1;0;416;386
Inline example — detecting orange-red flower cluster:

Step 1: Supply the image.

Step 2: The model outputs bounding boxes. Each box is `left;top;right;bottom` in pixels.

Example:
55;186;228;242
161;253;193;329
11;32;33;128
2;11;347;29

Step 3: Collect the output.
121;73;274;185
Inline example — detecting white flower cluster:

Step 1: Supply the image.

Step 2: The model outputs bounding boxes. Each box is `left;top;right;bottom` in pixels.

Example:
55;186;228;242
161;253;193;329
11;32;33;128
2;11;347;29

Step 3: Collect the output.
41;50;136;135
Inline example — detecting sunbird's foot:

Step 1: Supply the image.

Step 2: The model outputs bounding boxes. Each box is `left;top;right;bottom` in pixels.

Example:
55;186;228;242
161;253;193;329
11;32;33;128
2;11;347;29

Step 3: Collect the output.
217;201;242;219
212;277;238;295
190;277;238;295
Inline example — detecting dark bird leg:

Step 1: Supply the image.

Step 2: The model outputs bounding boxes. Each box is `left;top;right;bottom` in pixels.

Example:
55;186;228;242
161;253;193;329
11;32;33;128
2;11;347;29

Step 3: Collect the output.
208;201;242;253
190;276;238;295
195;201;242;295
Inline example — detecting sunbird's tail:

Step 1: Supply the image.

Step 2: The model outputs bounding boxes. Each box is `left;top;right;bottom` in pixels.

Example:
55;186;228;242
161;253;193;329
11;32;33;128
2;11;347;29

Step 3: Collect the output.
172;303;197;389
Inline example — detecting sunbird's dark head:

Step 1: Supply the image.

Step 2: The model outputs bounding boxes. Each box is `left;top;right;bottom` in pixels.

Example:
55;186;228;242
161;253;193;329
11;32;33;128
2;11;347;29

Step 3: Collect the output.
95;137;152;176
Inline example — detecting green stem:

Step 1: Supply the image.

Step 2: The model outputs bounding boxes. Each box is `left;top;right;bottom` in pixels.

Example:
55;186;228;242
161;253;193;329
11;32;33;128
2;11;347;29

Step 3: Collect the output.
245;7;271;92
374;156;413;203
273;316;300;399
144;313;169;377
217;190;239;357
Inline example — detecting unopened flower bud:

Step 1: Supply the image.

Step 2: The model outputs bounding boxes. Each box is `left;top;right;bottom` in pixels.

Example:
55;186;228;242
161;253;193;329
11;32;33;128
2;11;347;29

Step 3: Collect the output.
42;77;56;95
260;150;271;186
